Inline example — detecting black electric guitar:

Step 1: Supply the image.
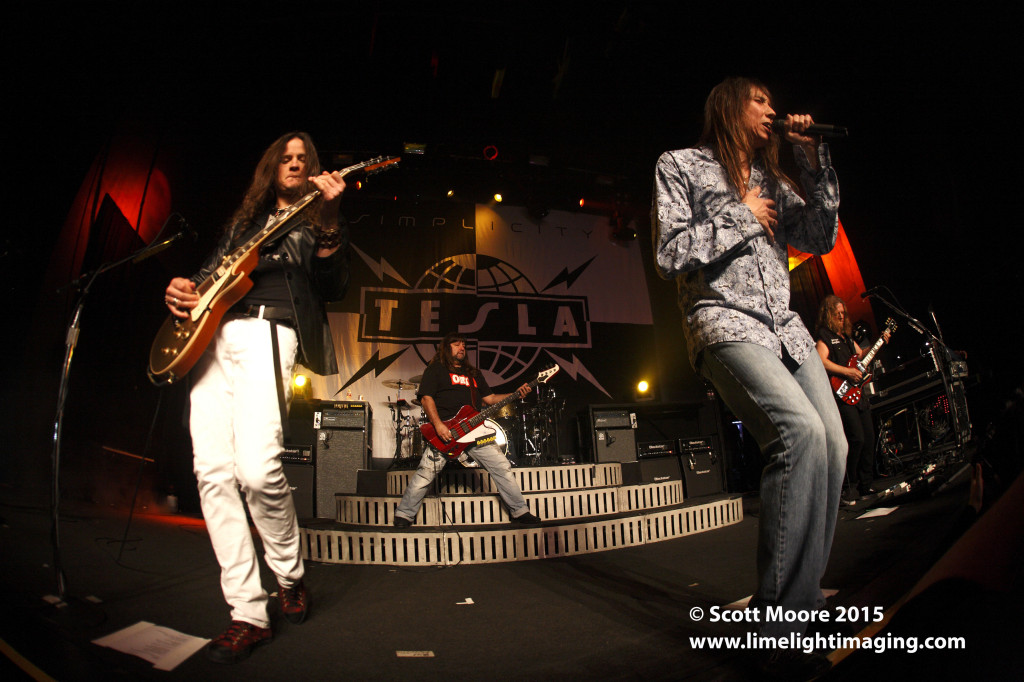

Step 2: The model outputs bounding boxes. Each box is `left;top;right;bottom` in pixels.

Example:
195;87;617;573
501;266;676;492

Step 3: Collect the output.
830;318;897;406
148;156;399;385
420;365;560;459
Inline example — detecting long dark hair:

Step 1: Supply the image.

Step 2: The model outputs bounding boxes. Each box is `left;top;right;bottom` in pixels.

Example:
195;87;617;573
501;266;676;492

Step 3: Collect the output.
431;332;480;377
697;77;796;197
228;131;323;235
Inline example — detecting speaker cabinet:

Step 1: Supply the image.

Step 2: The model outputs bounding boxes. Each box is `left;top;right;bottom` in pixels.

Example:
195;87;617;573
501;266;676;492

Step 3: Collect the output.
283;462;315;518
309;400;372;518
315;427;369;518
621;457;682;485
594;427;637;462
583;407;638;463
356;469;388;496
680;442;725;498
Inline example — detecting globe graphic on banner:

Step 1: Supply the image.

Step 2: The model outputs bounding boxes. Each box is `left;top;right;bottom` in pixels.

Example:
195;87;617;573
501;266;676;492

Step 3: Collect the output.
413;254;541;386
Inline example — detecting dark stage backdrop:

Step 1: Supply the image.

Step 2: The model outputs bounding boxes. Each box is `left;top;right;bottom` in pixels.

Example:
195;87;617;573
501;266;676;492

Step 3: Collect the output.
306;199;655;465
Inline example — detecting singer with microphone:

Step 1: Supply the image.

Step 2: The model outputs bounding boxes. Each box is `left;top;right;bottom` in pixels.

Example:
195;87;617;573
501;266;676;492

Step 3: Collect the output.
653;77;845;680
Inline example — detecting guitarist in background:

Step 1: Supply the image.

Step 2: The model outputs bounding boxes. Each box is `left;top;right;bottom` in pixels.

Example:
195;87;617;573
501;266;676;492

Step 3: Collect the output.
393;332;542;528
162;132;349;663
815;295;890;503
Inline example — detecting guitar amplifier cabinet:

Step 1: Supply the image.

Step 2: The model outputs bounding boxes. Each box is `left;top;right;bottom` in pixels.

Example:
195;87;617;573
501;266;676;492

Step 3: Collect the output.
621;457;682;485
283;462;315;519
679;436;724;498
312;400;372;519
582;406;638;463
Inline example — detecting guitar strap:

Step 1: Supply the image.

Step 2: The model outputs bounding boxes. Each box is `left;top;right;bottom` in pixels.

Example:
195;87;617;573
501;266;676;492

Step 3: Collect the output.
269;321;291;441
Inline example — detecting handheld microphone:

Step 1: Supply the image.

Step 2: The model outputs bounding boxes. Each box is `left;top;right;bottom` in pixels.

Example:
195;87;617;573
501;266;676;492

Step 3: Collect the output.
772;120;848;138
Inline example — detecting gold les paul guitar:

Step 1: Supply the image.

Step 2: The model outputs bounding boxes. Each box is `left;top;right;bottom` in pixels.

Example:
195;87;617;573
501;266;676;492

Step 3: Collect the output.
147;155;399;386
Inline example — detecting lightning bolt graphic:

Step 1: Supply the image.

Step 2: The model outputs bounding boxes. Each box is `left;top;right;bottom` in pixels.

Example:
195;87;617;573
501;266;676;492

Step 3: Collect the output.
351;243;410;286
544;350;610;397
337;347;409;394
542;255;596;292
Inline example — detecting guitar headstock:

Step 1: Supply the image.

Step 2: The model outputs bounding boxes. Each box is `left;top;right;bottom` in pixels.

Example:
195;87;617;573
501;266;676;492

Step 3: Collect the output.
884;317;897;333
537;365;560;383
362;156;400;175
337;155;401;179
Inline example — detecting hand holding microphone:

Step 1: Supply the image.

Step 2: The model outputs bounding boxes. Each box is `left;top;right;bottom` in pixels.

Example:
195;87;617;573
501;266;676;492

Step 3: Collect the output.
772;118;848;138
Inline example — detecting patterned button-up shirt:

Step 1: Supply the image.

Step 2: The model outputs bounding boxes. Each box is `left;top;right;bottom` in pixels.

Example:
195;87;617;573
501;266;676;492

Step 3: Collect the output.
653;144;839;369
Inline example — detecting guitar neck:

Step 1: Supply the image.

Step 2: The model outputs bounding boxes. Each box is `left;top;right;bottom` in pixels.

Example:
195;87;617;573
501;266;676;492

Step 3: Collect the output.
235;156;397;257
467;375;545;426
861;322;894;367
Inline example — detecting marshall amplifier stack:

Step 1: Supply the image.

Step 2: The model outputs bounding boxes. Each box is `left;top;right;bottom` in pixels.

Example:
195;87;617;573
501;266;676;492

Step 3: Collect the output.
282;399;372;519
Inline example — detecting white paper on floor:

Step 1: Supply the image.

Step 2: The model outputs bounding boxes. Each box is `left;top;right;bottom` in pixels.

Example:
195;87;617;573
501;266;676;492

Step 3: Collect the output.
93;621;209;671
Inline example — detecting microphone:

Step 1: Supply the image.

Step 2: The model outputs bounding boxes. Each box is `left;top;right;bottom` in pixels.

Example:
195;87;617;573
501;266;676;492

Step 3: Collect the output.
177;215;198;242
861;286;883;299
132;215;197;263
772;120;848;138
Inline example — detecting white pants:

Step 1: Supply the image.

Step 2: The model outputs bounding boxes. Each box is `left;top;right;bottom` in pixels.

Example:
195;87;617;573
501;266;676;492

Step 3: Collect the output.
190;316;303;628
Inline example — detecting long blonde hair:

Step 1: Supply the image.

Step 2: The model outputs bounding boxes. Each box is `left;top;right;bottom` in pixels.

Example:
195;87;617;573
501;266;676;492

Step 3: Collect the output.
816;295;852;337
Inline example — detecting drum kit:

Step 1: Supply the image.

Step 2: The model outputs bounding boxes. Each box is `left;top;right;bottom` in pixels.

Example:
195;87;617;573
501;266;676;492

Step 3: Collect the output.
382;376;566;466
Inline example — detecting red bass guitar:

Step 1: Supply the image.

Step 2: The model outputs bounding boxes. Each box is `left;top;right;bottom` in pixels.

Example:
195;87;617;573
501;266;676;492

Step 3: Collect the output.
420;365;560;459
830;318;897;406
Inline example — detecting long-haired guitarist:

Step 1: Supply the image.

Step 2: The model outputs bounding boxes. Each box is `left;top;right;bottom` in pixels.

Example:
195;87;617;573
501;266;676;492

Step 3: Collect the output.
392;332;542;528
815;295;891;503
162;132;350;664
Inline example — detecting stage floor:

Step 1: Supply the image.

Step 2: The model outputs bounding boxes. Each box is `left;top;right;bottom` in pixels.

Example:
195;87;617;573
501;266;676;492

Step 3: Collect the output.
0;472;1019;681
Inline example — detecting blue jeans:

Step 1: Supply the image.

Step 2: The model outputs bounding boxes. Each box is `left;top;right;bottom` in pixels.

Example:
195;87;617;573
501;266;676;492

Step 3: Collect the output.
699;342;847;636
395;443;529;522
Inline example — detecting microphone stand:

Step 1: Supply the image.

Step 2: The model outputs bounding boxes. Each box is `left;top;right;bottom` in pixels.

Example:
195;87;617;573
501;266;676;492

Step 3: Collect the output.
865;289;970;451
50;215;192;600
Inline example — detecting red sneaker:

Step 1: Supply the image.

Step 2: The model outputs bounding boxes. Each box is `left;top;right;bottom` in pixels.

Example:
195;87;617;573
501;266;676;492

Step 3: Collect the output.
278;580;309;624
206;620;272;664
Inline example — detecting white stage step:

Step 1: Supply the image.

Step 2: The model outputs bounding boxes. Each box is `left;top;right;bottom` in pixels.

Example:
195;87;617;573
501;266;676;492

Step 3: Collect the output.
301;496;742;566
299;463;742;566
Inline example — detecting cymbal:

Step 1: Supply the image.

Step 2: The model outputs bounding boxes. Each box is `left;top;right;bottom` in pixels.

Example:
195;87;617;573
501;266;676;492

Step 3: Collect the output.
381;378;418;390
409;374;423;384
385;399;411;407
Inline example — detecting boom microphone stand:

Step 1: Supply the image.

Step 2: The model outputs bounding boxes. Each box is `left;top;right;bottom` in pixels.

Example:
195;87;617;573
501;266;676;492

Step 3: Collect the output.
49;215;192;599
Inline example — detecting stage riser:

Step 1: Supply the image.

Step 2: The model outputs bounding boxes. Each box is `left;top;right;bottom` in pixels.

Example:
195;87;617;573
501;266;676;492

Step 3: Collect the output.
384;463;621;497
301;497;743;566
335;480;683;526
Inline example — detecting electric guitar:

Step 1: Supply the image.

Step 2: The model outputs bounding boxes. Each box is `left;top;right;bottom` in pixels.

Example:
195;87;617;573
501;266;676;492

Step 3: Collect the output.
420;365;560;459
830;318;897;406
147;155;400;385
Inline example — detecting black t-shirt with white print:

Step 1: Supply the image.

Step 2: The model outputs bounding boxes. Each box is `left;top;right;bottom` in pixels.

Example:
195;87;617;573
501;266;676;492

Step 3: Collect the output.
416;361;493;422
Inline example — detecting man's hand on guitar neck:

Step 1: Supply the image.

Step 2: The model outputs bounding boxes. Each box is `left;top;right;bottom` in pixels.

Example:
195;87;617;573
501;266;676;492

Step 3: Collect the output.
310;170;346;257
165;277;199;319
483;383;532;405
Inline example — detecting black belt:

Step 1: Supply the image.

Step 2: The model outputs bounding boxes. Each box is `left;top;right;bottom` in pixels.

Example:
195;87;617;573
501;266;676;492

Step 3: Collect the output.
234;304;296;329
